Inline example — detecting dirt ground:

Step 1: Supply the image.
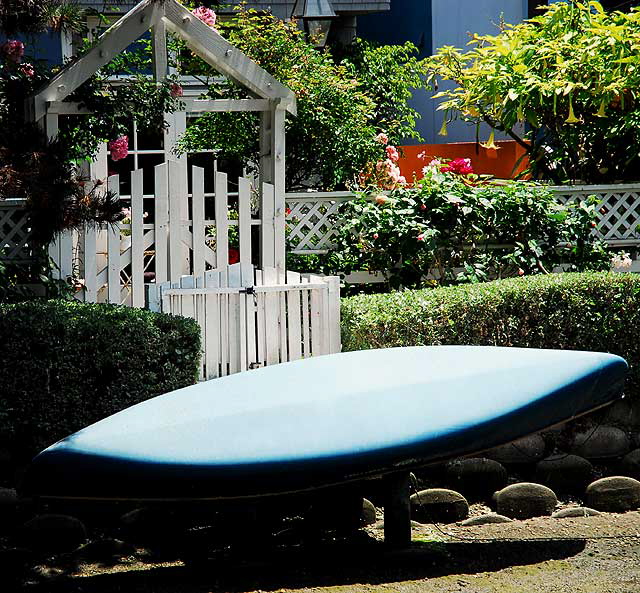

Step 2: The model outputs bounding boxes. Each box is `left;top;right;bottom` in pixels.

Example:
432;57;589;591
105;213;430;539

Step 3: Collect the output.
17;508;640;593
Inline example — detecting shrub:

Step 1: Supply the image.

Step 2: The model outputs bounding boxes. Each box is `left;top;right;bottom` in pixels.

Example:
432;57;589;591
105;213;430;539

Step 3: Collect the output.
0;300;201;457
341;272;640;397
332;165;609;290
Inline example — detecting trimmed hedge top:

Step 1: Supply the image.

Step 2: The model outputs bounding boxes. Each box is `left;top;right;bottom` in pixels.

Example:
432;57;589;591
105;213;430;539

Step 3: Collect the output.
342;272;640;397
0;300;201;456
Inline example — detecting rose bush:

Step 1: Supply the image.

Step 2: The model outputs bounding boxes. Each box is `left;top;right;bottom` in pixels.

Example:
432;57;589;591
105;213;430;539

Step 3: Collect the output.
328;158;609;290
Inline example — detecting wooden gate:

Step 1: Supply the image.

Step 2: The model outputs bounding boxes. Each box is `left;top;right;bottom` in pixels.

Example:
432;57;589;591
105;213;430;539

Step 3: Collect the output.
148;264;341;380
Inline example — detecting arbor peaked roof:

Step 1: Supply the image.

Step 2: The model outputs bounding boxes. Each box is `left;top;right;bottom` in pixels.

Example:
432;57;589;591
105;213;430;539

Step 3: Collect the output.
29;0;297;122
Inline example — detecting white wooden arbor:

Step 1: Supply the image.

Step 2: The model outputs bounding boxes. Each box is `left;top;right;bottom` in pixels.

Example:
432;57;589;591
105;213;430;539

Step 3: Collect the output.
27;0;297;271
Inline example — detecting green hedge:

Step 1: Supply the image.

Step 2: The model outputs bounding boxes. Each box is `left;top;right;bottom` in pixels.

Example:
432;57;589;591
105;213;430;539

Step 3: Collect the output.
0;300;201;456
342;272;640;397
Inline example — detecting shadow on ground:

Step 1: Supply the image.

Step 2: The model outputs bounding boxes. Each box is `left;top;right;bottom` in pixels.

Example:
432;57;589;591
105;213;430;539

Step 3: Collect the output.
26;537;587;593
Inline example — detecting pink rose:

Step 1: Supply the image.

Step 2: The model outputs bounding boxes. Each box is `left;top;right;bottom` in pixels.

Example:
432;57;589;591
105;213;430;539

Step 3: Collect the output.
1;40;24;63
108;135;129;161
19;62;34;77
170;82;183;97
386;145;400;163
375;132;388;145
193;6;217;27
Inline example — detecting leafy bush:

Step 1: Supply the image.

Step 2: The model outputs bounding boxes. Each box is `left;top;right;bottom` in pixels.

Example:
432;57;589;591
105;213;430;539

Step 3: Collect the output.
331;164;609;290
0;300;201;457
427;1;640;183
341;272;640;396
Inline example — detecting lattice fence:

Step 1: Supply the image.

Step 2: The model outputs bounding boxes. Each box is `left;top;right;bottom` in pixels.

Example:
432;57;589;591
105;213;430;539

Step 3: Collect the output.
551;184;640;244
285;185;640;253
0;200;34;263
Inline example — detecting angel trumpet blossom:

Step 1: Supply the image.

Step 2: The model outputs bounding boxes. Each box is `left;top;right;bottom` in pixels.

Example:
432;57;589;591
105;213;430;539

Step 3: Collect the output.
565;95;581;124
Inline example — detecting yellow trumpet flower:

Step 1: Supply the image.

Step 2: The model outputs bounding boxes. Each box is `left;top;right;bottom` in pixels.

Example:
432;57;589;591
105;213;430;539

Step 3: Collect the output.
594;98;606;118
480;130;500;150
438;117;448;137
565;95;580;124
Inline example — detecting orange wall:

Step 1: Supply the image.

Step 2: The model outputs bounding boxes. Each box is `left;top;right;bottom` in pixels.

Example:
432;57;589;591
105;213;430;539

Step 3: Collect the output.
398;141;529;181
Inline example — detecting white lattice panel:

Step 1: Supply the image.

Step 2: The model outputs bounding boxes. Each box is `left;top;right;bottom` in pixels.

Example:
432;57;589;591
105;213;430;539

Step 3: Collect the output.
0;201;34;263
285;193;356;252
552;184;640;242
285;186;640;252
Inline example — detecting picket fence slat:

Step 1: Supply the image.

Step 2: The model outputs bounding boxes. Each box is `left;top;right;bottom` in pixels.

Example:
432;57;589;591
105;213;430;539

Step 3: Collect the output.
238;177;252;267
83;225;98;302
263;266;280;366
154;163;169;284
227;263;241;375
286;271;302;361
215;172;229;269
192;166;206;279
205;269;221;379
131;169;145;308
168;160;183;282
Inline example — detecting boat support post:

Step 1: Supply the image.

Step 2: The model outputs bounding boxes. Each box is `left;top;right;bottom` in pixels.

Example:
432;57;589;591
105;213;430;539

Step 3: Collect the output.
383;471;411;548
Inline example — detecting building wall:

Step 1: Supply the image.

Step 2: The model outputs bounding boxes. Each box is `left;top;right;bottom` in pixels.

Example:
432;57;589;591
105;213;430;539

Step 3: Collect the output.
358;0;533;144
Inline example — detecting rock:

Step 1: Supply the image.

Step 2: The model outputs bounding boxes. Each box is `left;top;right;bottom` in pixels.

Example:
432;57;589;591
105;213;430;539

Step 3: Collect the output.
571;425;630;459
460;513;513;526
585;476;640;512
485;434;546;464
620;448;640;480
19;514;87;554
361;498;377;526
495;482;557;519
535;454;593;493
605;399;640;429
120;507;184;546
409;488;469;523
0;487;19;530
445;458;508;498
73;538;136;562
552;507;601;518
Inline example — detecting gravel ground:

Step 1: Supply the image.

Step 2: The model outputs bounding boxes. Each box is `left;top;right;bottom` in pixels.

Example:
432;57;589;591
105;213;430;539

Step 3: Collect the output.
17;507;640;593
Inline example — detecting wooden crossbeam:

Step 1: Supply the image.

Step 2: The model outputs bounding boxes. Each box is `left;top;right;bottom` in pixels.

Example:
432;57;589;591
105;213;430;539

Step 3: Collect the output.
30;0;161;122
161;0;296;115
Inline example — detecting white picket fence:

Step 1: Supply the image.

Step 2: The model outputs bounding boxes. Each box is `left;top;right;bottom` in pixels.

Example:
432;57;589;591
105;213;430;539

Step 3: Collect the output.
148;264;340;380
45;161;341;380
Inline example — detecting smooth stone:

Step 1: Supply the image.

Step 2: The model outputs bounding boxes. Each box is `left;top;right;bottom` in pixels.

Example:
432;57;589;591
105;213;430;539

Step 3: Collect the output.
552;507;601;518
535;453;593;493
605;399;640;429
20;514;87;554
485;434;546;464
460;513;513;526
585;476;640;512
361;498;377;526
445;458;508;498
120;507;184;546
620;448;640;480
0;487;19;533
495;482;558;519
571;425;630;459
409;488;469;523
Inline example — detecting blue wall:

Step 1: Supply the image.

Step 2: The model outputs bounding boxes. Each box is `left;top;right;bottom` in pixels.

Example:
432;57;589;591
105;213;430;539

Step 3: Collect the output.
358;0;533;144
0;31;63;66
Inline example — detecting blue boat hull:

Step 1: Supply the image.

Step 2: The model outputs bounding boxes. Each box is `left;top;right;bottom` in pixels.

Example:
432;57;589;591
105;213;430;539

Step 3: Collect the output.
23;346;628;501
